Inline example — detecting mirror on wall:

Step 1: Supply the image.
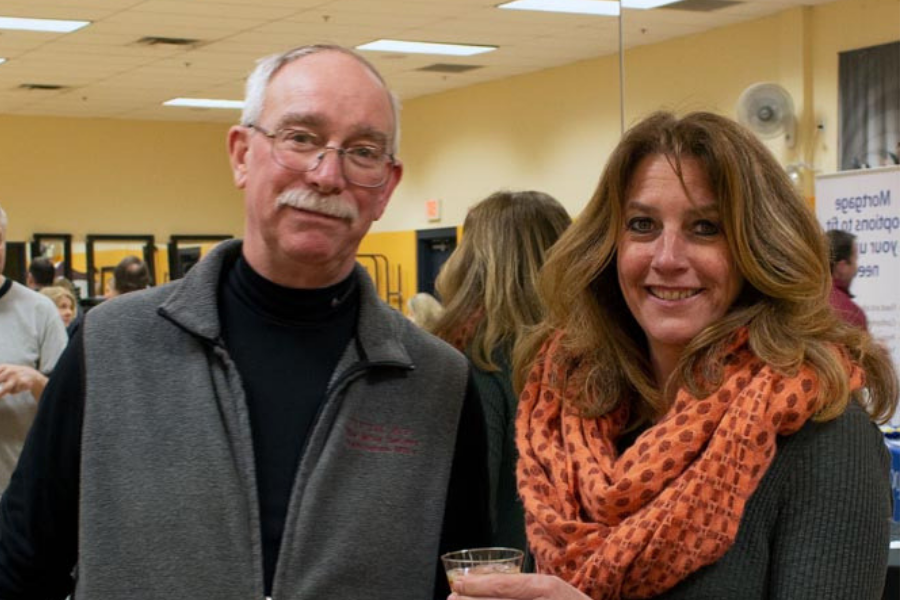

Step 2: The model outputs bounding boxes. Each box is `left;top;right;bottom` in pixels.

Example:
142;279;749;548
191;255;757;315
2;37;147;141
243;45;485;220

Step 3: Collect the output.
85;234;156;297
166;235;233;282
30;233;73;283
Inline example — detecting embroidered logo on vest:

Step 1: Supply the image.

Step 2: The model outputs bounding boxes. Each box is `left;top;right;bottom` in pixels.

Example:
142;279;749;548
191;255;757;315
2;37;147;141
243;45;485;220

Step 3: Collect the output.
344;417;420;455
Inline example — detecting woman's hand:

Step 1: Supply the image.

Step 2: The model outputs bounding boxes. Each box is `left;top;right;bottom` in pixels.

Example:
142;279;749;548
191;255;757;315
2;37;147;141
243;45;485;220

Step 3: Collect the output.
449;573;592;600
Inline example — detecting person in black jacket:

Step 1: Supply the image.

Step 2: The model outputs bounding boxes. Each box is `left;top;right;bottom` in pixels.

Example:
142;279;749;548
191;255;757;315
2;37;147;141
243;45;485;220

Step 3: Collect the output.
433;190;571;558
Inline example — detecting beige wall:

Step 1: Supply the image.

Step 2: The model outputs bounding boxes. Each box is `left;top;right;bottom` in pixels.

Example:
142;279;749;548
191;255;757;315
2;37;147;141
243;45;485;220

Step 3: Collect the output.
811;0;900;172
0;115;241;241
0;0;897;244
381;0;900;232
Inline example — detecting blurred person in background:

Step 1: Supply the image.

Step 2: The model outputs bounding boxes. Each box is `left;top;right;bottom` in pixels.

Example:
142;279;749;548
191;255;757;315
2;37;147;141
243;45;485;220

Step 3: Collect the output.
107;255;150;297
0;204;67;491
39;286;77;329
26;257;55;291
433;190;571;557
826;229;867;331
407;292;444;332
52;276;79;299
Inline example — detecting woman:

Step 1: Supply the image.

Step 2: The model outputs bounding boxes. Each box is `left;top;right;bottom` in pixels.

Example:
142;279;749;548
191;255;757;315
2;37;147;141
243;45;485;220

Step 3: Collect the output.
39;285;77;329
433;190;571;554
449;112;897;599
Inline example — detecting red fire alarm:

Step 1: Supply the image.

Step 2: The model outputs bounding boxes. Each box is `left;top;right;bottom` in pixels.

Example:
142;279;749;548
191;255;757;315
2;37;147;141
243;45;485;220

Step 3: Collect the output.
425;198;441;222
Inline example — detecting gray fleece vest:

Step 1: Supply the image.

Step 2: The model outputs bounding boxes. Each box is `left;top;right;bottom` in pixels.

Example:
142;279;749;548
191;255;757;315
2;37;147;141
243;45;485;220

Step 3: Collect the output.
76;242;469;599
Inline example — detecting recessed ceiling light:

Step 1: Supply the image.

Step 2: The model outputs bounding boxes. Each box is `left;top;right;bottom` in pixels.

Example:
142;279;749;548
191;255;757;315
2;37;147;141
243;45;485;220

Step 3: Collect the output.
163;98;244;110
498;0;620;16
357;40;496;57
0;16;90;33
0;59;6;66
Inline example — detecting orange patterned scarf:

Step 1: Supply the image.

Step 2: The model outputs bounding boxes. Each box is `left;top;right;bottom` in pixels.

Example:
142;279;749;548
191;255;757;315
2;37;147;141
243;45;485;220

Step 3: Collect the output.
515;329;864;599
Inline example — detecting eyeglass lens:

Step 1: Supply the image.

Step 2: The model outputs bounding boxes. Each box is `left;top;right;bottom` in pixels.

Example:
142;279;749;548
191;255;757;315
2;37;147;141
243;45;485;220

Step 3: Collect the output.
272;139;390;187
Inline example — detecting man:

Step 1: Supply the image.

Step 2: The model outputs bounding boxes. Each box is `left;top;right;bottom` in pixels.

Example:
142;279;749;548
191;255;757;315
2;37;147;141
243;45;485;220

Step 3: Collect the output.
826;229;868;330
107;254;150;296
0;46;490;599
0;205;68;490
25;256;55;291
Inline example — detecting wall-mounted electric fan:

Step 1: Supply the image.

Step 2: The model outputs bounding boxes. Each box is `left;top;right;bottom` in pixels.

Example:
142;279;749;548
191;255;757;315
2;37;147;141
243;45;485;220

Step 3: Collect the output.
736;82;796;148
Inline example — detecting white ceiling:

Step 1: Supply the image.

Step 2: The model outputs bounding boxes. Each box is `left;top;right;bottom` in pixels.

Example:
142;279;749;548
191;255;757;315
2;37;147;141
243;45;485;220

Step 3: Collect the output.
0;0;834;123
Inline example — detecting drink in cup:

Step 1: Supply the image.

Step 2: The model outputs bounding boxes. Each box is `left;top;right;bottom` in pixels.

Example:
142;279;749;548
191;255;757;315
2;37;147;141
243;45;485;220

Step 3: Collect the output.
441;547;524;585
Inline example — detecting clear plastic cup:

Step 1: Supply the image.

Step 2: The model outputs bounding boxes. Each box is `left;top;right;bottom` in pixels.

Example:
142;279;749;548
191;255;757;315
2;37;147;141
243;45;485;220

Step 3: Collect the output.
441;547;524;585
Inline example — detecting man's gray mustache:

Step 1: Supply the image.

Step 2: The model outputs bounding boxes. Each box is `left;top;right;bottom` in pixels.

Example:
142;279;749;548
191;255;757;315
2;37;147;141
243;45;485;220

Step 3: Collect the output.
276;189;358;221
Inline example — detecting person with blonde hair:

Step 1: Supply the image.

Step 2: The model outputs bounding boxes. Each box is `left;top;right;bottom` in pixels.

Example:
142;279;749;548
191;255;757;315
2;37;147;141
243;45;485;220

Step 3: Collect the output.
449;112;897;600
407;292;444;332
433;190;571;556
39;285;77;328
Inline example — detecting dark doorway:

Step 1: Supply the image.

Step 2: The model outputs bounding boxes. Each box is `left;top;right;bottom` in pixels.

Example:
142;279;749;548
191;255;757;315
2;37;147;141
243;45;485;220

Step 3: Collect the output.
416;227;457;297
2;242;27;284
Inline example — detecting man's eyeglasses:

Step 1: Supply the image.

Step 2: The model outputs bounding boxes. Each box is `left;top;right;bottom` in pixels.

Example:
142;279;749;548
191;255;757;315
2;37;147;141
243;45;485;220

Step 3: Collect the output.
247;123;394;188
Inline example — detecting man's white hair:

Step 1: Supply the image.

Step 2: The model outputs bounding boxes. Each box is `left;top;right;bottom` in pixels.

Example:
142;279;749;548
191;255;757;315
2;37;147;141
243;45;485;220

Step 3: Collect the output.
0;204;7;238
240;44;401;155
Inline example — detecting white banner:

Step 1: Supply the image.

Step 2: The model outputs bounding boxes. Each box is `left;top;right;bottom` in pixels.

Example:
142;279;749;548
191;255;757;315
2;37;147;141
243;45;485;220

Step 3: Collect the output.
815;166;900;425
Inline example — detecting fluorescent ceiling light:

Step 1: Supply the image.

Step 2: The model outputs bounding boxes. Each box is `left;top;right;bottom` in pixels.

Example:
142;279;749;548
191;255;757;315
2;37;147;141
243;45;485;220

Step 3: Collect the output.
498;0;679;14
357;40;496;56
498;0;620;16
621;0;680;8
163;98;244;110
0;16;90;33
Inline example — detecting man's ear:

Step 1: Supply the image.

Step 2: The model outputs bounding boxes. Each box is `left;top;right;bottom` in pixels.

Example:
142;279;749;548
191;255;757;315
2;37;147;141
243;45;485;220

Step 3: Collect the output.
373;160;403;221
227;126;251;189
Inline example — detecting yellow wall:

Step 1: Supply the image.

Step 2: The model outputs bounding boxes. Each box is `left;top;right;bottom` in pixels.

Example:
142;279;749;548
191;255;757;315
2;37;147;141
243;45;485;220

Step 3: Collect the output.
357;230;417;313
0;115;242;241
1;0;897;289
387;51;621;233
379;0;900;231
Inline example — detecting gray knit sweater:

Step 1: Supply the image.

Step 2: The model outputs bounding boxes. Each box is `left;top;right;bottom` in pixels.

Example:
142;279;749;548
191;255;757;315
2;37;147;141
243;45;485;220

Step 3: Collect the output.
659;401;892;599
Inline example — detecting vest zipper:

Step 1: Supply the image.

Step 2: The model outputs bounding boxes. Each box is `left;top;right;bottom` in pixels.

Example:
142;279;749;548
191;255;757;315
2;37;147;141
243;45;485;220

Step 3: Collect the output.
269;358;413;597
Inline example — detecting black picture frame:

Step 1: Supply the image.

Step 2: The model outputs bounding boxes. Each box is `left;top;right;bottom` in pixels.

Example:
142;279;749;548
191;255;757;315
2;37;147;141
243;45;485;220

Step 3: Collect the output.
167;235;233;281
30;233;73;282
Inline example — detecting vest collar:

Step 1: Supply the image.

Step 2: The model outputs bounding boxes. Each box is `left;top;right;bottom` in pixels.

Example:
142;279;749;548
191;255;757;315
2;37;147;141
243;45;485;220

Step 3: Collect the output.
158;239;412;368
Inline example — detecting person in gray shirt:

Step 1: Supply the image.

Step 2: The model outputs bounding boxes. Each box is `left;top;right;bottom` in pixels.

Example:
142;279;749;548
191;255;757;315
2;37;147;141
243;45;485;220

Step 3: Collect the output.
0;203;67;490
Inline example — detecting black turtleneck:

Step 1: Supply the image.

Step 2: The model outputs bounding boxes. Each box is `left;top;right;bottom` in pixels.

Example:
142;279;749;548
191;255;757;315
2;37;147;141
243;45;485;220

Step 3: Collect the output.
220;257;359;594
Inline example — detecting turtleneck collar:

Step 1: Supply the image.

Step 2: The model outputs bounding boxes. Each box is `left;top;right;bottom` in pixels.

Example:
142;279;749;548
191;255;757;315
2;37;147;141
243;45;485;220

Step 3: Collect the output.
225;254;359;327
